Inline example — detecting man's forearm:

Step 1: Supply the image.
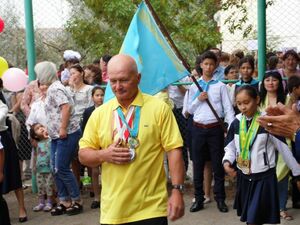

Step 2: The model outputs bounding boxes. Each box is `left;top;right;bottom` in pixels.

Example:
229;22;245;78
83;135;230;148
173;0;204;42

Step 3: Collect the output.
167;148;185;185
79;148;104;168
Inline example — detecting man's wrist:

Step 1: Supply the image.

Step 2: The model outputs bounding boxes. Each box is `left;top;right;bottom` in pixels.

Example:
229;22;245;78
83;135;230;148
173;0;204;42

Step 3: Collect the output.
171;184;185;194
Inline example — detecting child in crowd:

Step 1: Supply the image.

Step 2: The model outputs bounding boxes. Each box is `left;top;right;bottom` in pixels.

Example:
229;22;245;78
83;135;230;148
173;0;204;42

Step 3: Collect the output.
287;75;300;110
232;56;259;113
223;85;300;225
30;123;54;212
224;65;239;105
81;86;104;209
235;56;259;91
0;137;11;225
188;51;235;213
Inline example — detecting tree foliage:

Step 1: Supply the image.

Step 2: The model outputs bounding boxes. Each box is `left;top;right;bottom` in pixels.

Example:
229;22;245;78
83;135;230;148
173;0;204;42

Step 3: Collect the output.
221;0;276;38
65;0;221;66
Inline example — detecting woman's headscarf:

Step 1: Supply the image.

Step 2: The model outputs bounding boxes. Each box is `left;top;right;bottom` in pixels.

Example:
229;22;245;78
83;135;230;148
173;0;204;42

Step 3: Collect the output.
34;61;57;85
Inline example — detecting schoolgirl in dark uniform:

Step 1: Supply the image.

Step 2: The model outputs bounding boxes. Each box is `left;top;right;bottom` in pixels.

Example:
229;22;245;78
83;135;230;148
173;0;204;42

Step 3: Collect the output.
223;86;300;225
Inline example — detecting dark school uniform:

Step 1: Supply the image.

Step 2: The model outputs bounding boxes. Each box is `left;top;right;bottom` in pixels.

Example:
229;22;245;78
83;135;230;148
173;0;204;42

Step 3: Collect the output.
223;113;300;224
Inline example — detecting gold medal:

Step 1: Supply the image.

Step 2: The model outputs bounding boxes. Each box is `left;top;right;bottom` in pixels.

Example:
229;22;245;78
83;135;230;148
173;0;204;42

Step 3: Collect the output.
128;137;139;149
240;167;250;175
237;157;251;174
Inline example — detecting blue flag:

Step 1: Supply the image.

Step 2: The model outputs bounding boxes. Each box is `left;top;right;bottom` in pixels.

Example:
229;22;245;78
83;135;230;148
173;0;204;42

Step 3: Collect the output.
104;1;190;102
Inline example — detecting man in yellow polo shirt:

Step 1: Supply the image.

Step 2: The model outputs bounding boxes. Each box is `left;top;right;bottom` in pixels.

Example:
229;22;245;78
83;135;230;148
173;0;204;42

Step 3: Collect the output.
79;54;185;225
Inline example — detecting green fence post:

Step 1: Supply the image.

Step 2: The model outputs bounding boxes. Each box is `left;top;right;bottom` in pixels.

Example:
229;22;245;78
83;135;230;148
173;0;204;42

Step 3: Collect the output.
257;0;266;82
24;0;36;81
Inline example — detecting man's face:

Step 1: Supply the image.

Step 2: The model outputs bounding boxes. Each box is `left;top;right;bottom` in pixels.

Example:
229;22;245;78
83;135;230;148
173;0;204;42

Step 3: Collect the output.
108;65;141;103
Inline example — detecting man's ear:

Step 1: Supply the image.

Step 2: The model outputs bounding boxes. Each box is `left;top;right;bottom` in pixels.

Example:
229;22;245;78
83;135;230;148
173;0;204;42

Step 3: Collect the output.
137;73;141;83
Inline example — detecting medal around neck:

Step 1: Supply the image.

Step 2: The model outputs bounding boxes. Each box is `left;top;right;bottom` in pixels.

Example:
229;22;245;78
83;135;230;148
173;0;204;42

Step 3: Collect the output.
129;148;136;161
128;137;139;149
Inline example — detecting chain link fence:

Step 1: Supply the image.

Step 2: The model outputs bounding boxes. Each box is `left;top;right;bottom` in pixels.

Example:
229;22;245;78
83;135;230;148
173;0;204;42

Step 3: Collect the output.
219;0;300;68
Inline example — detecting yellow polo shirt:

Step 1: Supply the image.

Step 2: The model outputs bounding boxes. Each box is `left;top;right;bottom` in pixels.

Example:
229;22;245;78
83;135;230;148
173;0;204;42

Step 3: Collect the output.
79;91;183;224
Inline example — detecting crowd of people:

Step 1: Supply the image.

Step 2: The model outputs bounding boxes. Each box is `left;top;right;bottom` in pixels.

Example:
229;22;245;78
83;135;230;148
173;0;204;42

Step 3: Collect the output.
0;47;300;225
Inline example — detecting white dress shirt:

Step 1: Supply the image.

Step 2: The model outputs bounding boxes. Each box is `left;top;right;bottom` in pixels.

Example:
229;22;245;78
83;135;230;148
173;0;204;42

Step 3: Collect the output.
188;78;235;125
168;76;190;108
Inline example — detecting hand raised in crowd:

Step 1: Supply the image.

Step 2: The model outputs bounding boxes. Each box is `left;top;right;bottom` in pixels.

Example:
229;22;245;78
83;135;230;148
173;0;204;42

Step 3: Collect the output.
257;103;300;139
168;189;185;221
103;139;132;165
223;162;237;177
198;92;208;102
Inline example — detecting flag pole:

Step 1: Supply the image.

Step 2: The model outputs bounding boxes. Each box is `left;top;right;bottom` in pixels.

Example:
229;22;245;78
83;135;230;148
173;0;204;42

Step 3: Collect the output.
143;0;227;132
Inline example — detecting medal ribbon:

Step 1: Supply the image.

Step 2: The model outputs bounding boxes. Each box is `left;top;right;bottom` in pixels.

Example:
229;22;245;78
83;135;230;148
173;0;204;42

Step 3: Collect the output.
239;111;260;160
117;106;141;140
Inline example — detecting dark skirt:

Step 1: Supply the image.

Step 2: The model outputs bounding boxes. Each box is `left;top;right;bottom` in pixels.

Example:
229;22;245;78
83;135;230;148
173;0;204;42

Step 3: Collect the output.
1;130;22;194
234;168;280;224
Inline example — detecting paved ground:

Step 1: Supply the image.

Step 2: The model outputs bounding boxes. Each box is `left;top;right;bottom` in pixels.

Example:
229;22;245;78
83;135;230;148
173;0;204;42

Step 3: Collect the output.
4;182;300;225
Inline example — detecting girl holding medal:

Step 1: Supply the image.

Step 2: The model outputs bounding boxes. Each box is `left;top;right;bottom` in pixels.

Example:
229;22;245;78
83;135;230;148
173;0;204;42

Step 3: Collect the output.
223;85;300;225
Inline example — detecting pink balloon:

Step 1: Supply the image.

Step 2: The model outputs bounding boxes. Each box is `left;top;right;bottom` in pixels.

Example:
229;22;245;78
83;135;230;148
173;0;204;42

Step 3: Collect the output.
0;17;4;33
2;68;28;92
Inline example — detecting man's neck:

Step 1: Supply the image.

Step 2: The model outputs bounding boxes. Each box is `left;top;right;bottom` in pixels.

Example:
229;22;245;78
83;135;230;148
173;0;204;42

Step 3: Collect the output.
118;91;138;109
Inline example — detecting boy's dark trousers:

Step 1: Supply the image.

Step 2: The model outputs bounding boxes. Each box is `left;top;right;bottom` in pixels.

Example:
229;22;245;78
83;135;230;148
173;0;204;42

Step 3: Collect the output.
191;124;226;202
0;183;11;225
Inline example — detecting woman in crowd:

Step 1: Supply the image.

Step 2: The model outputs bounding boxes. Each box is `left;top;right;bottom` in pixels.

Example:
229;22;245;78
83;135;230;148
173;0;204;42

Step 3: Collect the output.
259;71;293;220
83;64;102;86
278;50;300;93
67;64;94;185
0;99;27;222
0;136;11;225
35;61;83;216
60;50;81;86
81;86;104;209
279;50;300;78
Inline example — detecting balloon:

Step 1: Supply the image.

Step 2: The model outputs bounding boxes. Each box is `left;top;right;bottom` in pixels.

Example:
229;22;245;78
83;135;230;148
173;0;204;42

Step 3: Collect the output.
0;57;9;77
0;17;4;33
2;68;28;92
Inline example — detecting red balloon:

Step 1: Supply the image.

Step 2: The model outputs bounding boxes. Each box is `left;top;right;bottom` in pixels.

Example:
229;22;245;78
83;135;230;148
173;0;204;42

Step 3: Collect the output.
0;17;4;33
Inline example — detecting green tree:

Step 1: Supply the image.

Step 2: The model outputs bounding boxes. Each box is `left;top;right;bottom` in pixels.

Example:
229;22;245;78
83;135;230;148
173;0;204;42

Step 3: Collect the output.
65;0;222;67
221;0;276;38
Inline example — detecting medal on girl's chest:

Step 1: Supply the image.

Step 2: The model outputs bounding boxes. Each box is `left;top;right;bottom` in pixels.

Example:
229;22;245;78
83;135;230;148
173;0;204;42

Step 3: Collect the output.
237;156;251;174
238;112;260;175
